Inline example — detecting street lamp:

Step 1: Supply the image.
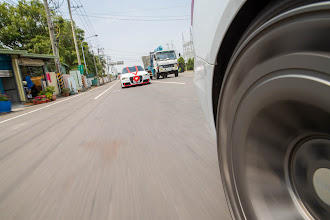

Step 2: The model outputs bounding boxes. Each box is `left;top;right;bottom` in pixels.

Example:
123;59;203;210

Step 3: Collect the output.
81;34;98;75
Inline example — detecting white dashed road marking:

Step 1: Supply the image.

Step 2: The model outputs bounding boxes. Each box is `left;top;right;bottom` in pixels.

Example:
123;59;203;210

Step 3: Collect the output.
152;81;186;85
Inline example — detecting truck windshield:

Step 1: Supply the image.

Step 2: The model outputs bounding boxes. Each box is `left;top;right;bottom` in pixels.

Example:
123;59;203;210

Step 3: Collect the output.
156;51;176;60
122;66;144;74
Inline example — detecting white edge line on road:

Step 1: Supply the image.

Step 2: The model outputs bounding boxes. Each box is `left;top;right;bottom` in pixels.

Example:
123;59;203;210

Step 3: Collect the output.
152;81;186;85
94;81;119;100
0;93;83;124
0;81;117;125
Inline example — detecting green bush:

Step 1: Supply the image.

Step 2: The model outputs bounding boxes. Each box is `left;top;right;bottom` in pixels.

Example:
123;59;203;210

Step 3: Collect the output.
0;94;10;101
45;92;52;100
39;86;55;96
186;58;194;71
45;86;55;94
62;88;70;93
178;57;185;73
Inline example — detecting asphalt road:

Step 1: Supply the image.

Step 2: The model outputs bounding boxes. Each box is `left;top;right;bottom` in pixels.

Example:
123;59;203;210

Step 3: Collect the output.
0;72;231;220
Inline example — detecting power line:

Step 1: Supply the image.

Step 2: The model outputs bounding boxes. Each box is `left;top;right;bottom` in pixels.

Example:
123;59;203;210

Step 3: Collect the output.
72;5;98;46
71;0;99;47
76;0;103;48
77;12;190;19
84;4;190;14
63;13;190;21
103;49;146;55
108;55;142;59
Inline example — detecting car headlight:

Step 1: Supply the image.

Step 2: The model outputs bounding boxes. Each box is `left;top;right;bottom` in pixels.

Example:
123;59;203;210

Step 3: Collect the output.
122;77;129;80
143;73;149;76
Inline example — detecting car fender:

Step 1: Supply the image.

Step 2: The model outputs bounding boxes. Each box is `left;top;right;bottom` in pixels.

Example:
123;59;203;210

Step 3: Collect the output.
193;0;246;64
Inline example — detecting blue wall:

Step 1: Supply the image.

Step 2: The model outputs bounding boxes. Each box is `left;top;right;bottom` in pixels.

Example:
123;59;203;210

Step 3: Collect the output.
0;77;3;93
0;54;13;71
0;54;13;94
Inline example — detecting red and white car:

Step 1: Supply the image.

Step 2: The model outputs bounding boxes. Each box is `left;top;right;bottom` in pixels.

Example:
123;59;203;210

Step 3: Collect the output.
120;65;151;88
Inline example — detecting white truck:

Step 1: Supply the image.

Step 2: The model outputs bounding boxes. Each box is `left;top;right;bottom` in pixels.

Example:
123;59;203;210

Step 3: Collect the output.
143;46;179;80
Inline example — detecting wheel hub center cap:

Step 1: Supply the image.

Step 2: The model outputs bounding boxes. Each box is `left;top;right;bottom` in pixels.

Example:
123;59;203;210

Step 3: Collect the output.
291;138;330;218
313;168;330;206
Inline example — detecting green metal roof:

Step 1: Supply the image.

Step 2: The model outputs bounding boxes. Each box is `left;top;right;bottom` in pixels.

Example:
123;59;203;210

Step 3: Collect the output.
21;53;57;59
0;49;58;60
0;49;27;55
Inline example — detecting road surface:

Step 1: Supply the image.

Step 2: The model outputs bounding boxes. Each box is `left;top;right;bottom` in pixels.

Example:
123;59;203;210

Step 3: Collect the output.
0;72;231;220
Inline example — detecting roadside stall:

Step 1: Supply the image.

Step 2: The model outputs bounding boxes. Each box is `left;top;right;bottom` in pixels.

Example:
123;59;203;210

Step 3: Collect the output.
0;53;19;102
0;49;59;104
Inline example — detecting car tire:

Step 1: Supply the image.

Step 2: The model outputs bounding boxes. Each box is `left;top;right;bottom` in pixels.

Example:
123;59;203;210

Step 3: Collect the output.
216;2;330;220
150;76;153;80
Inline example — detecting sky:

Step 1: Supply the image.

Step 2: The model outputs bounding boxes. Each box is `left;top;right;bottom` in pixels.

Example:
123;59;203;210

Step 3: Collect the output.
56;0;192;73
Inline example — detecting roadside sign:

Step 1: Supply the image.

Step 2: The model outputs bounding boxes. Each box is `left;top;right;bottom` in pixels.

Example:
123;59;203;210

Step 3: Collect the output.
86;73;95;78
0;70;12;77
78;65;84;75
109;61;124;66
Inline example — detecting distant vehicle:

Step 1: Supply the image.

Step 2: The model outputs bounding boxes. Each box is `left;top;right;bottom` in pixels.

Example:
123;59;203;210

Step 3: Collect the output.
141;56;153;79
193;0;330;220
120;65;150;88
142;46;179;79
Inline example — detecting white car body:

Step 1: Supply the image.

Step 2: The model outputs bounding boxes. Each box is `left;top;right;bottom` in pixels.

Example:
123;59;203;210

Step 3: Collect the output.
193;1;330;219
193;0;245;137
120;70;150;88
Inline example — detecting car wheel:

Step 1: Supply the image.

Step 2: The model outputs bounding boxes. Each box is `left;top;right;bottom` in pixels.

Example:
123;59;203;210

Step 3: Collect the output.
150;76;153;80
217;3;330;220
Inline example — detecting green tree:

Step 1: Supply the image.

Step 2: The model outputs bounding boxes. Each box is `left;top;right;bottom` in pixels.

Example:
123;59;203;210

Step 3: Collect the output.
0;0;97;73
178;57;185;73
186;58;194;71
0;0;50;52
55;16;85;70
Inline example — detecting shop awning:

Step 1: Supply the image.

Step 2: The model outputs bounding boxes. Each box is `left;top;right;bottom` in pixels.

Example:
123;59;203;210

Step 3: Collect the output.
0;49;58;62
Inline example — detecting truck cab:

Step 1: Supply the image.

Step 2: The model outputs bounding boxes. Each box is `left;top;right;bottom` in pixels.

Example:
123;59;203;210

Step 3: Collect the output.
152;50;179;79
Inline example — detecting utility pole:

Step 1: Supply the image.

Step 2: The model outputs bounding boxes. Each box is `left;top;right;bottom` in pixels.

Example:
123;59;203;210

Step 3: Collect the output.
67;0;81;65
97;48;101;65
92;50;98;76
81;35;98;76
43;0;61;73
107;56;110;75
80;41;88;74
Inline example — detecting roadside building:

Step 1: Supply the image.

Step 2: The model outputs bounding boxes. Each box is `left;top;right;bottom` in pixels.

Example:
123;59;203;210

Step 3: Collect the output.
0;49;59;103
